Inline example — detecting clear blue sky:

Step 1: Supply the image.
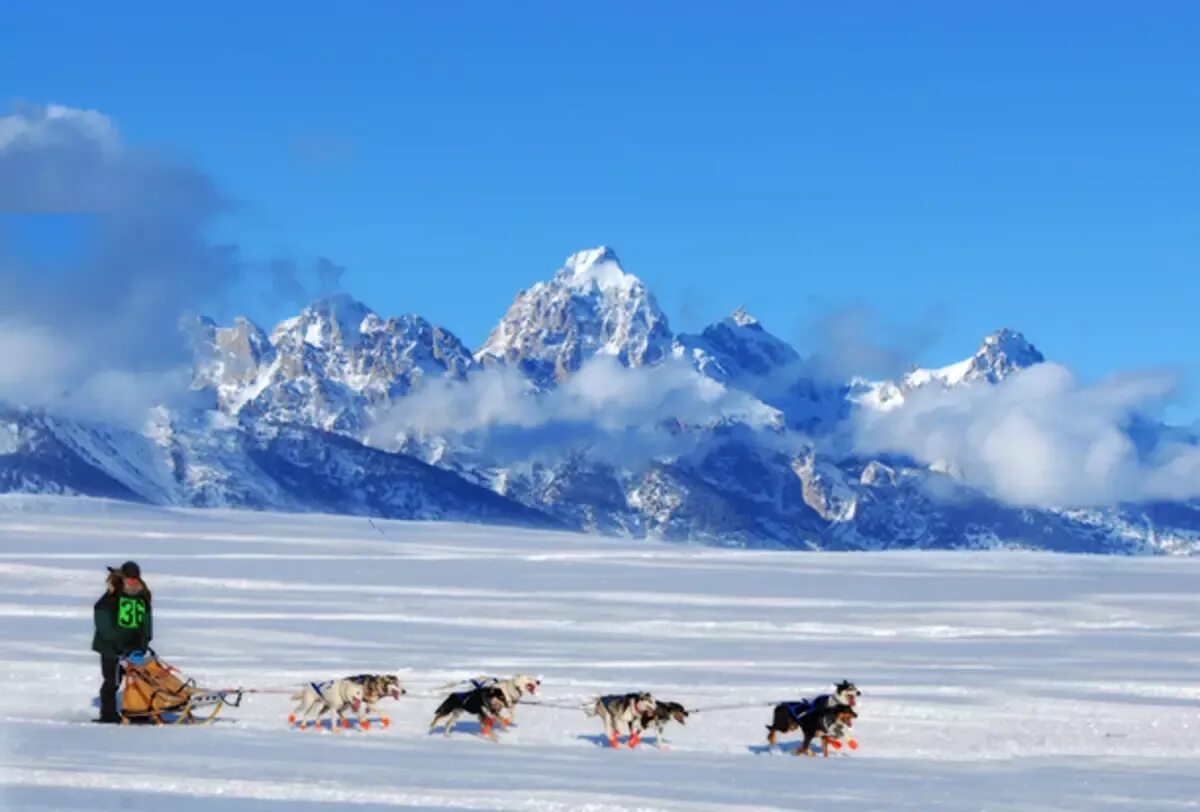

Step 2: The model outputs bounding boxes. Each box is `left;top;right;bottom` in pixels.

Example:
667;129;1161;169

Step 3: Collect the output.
3;2;1197;419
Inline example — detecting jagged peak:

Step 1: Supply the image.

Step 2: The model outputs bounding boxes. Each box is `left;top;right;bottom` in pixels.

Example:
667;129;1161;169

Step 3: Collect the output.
361;310;423;331
978;327;1041;356
727;306;760;329
895;327;1045;391
477;246;671;378
971;327;1045;378
269;293;376;350
555;246;640;295
566;245;620;266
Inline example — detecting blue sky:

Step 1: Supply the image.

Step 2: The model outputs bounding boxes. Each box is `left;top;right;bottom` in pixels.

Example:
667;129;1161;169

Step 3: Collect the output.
3;2;1197;419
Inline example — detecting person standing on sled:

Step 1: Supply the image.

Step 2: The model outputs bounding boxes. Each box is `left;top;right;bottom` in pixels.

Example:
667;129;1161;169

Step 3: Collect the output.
92;561;153;723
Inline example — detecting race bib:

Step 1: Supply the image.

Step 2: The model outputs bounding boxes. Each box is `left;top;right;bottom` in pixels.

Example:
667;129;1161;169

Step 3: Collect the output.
117;596;147;629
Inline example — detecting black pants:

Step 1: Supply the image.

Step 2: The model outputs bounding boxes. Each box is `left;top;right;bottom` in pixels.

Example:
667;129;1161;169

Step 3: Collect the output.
99;655;121;720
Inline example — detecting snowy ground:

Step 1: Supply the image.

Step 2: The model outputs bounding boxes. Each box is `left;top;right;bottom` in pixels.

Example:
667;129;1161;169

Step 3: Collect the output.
1;496;1198;811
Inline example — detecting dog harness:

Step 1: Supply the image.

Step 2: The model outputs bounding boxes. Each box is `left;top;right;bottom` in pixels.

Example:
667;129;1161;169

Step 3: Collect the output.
787;692;840;720
785;699;812;721
598;695;624;715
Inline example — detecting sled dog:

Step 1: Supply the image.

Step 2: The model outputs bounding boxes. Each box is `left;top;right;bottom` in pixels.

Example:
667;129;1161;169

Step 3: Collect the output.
585;692;657;749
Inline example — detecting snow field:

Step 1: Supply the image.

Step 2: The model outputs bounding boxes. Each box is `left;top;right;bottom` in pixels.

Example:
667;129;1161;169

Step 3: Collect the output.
1;496;1198;810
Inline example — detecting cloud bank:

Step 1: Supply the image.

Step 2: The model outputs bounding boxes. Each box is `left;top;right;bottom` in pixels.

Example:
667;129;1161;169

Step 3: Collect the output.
0;103;340;424
854;362;1200;508
370;356;783;465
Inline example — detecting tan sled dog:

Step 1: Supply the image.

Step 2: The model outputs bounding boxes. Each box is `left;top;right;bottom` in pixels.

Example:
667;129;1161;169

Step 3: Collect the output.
289;679;366;728
585;692;657;749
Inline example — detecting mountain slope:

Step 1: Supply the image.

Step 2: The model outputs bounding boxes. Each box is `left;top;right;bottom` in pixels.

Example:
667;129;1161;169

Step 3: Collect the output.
0;404;557;527
0;407;150;502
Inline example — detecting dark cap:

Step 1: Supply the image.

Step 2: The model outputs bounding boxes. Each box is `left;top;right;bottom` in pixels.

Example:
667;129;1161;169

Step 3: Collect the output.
107;561;141;579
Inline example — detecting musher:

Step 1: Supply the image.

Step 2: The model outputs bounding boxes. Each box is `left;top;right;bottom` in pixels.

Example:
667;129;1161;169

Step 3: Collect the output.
92;561;153;723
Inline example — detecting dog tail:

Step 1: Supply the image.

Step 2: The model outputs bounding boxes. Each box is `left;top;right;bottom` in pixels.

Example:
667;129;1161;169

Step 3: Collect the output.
582;699;601;717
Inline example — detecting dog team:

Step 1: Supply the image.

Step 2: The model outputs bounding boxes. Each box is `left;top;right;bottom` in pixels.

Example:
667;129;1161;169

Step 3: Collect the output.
290;672;861;756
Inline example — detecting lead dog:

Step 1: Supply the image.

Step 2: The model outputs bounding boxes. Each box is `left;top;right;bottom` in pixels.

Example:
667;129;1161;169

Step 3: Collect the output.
289;679;366;729
585;692;657;749
794;704;857;758
766;680;861;747
430;685;507;740
639;699;689;749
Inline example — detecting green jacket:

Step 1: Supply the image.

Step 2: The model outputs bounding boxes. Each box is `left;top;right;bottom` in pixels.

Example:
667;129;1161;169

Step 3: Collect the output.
92;589;153;657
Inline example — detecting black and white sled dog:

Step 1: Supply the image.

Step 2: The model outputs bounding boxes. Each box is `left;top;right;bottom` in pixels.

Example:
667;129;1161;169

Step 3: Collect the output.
429;684;508;740
766;680;861;747
463;673;541;727
289;679;366;728
585;692;658;749
639;699;690;749
792;704;857;757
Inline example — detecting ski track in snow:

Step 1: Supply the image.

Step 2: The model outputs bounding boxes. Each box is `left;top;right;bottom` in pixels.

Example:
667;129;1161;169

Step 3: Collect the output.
1;496;1199;811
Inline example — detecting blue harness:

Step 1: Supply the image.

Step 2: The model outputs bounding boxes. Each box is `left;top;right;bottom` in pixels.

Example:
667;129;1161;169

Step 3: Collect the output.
786;694;833;720
785;700;811;721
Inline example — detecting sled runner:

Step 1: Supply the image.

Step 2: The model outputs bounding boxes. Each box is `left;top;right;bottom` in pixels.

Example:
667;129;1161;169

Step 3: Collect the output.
114;650;244;725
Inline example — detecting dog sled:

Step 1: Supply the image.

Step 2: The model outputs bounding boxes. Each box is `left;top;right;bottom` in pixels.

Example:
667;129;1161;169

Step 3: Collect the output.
115;650;244;725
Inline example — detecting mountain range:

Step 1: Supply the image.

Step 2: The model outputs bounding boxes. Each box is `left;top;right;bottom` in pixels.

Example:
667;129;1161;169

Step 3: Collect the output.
2;247;1197;553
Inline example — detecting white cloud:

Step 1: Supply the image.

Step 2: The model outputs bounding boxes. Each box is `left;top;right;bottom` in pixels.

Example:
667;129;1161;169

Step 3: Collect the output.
59;368;210;427
0;103;236;424
853;362;1200;507
369;356;782;464
0;318;81;403
0;103;341;427
0;104;118;153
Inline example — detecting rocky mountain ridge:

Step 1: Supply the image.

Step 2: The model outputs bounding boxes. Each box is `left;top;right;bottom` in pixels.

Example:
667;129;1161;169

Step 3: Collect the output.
2;247;1196;554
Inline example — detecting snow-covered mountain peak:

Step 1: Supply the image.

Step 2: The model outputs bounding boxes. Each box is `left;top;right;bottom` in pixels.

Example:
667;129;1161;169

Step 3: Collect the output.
970;328;1044;383
728;307;760;328
477;247;673;385
188;296;477;433
557;246;637;294
676;311;799;380
273;293;375;350
672;312;847;430
853;327;1048;411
